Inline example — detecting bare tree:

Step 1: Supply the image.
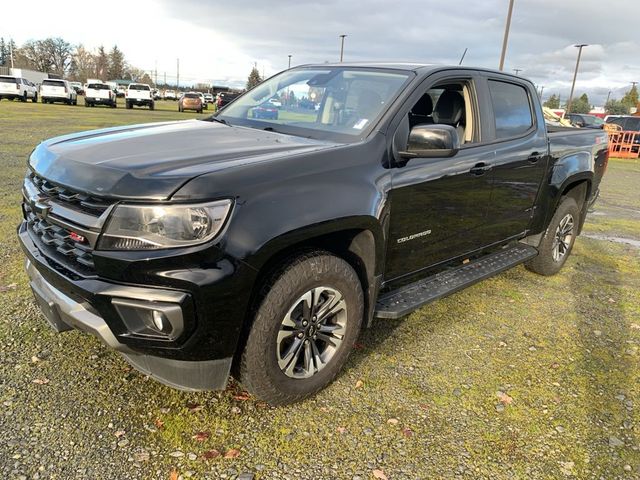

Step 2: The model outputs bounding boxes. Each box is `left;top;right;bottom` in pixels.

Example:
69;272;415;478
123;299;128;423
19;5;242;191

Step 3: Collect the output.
69;44;96;81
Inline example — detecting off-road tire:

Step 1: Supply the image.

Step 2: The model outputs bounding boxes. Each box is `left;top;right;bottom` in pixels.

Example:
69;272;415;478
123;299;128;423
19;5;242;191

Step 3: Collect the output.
525;196;581;276
239;251;364;405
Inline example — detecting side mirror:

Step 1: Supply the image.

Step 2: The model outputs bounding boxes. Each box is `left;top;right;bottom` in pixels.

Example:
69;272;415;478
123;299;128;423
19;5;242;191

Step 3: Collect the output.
399;124;460;159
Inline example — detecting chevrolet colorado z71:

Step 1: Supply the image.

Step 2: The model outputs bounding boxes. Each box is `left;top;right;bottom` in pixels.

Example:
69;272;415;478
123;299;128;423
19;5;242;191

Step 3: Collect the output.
19;64;608;405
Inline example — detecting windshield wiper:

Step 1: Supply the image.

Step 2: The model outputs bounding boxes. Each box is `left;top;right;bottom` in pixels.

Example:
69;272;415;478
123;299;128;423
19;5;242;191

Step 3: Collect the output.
208;116;230;126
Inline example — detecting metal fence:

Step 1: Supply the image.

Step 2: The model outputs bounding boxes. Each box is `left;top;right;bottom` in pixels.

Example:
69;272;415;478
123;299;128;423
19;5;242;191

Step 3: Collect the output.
606;128;640;159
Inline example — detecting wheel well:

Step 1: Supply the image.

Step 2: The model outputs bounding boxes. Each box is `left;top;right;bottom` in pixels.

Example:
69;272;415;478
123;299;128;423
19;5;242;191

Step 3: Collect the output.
231;229;378;373
561;180;590;233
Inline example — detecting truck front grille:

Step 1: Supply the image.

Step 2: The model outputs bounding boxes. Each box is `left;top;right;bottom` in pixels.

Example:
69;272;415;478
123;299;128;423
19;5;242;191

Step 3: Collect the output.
22;173;115;278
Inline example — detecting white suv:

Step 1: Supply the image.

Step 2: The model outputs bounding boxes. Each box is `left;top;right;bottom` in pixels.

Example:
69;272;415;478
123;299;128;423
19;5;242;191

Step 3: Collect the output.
40;79;77;105
126;83;154;110
0;75;38;102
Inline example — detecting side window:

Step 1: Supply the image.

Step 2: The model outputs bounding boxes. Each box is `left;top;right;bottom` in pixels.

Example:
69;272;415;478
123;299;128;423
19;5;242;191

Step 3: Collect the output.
488;80;533;139
406;80;477;144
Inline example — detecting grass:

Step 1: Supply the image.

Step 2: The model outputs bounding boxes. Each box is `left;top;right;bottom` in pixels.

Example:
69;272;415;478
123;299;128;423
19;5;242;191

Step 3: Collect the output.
0;98;639;479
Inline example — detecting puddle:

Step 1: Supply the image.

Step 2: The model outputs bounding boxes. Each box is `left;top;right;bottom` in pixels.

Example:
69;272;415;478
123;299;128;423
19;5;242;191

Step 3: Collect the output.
583;234;640;248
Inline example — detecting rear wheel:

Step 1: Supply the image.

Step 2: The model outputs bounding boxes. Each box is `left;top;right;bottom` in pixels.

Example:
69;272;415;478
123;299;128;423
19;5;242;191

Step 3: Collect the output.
149;101;155;110
21;92;27;102
239;251;364;405
126;101;132;109
525;196;581;276
32;93;38;103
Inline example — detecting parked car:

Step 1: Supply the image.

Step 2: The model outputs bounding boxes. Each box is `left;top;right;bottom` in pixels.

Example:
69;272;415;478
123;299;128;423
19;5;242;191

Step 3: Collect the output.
267;97;282;108
204;93;214;104
18;64;608;405
251;102;279;119
70;81;84;96
153;89;162;100
164;90;177;100
0;75;38;102
178;92;203;113
116;86;126;98
194;92;208;110
85;82;117;108
566;113;604;129
40;79;77;105
606;115;640;150
126;83;154;110
216;91;241;109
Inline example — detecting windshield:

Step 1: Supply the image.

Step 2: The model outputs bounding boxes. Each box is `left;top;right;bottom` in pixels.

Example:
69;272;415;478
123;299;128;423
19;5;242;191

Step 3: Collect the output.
583;116;604;126
217;67;412;141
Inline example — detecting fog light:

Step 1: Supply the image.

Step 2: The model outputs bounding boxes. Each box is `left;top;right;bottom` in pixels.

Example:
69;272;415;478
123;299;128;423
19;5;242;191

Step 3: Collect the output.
152;310;172;334
112;298;184;341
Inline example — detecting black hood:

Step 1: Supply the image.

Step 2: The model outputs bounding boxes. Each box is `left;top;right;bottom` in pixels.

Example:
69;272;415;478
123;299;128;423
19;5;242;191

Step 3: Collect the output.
29;119;336;200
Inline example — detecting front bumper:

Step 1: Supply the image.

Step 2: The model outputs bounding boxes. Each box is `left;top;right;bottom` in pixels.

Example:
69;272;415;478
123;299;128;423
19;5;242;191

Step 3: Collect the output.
18;221;254;390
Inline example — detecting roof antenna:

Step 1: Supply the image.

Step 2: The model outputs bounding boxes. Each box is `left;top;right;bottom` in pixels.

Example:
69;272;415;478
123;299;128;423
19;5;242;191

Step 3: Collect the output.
458;48;468;65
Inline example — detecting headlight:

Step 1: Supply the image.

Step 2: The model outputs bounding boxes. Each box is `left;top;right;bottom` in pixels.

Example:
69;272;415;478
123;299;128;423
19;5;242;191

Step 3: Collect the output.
97;199;232;250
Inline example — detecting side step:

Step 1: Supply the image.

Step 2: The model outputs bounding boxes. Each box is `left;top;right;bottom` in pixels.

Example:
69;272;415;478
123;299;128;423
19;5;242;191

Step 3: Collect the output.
374;244;538;319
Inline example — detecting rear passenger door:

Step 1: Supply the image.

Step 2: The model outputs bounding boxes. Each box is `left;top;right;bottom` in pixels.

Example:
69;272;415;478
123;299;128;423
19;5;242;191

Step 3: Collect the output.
480;77;548;244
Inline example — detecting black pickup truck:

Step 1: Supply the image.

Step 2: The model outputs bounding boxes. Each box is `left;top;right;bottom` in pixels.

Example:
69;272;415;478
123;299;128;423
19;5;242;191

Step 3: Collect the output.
19;64;608;405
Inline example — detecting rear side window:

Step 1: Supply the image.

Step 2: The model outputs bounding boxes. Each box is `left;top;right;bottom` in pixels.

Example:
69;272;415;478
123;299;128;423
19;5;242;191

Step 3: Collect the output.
488;80;533;139
88;83;110;90
129;84;150;91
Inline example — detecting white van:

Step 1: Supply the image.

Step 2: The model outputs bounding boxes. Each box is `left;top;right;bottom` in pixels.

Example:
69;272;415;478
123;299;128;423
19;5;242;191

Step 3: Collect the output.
40;79;77;105
85;82;117;108
0;75;38;102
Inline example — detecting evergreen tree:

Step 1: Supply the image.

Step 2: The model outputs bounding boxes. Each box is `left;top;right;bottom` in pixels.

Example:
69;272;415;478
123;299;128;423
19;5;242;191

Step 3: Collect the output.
605;98;630;115
566;93;591;114
543;94;560;109
622;85;638;110
94;45;109;79
0;38;6;66
108;45;126;80
246;65;262;90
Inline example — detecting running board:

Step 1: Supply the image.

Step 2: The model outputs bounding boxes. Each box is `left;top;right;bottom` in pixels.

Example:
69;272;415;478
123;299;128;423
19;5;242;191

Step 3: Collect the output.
374;244;538;319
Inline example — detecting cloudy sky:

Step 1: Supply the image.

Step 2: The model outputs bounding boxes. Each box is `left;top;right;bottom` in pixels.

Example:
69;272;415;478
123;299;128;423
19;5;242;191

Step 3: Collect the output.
5;0;639;105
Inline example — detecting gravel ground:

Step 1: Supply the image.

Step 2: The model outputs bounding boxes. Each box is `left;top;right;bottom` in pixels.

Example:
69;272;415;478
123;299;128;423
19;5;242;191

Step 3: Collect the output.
1;102;639;479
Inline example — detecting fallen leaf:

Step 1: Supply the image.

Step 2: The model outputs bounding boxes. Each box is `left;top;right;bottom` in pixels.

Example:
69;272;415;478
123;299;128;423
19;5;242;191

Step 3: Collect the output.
202;449;221;460
0;283;17;293
186;402;203;412
352;342;364;350
355;380;364;389
419;403;430;411
154;418;165;429
497;391;513;405
192;431;210;442
372;469;388;480
32;378;49;385
169;468;179;480
224;448;241;459
169;451;184;458
231;406;241;414
402;427;414;437
337;426;346;434
233;392;251;401
387;418;399;425
114;430;126;438
134;451;150;462
31;356;40;363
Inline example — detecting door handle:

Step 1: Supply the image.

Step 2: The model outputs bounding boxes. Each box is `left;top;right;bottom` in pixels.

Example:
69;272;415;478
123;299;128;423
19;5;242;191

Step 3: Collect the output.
470;162;492;176
528;151;543;163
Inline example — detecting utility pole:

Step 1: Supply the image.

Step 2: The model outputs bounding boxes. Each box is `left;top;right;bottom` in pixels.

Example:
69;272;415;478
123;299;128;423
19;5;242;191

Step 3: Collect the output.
176;58;180;90
458;47;468;65
605;91;611;105
498;0;515;71
565;44;588;115
339;34;347;62
539;85;544;98
9;40;14;69
288;54;292;69
513;68;522;76
163;71;166;87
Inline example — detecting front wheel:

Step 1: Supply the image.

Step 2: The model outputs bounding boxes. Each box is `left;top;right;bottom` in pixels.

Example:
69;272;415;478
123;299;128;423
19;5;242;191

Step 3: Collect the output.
239;251;364;405
525;196;581;276
32;93;38;103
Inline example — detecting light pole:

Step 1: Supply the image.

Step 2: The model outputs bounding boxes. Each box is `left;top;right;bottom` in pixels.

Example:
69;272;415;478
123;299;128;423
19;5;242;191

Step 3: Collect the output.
539;85;545;98
499;0;515;71
565;44;588;115
288;54;292;69
513;68;522;76
339;34;347;62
